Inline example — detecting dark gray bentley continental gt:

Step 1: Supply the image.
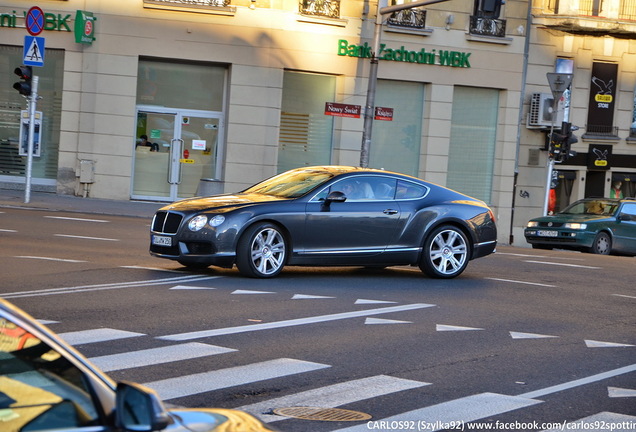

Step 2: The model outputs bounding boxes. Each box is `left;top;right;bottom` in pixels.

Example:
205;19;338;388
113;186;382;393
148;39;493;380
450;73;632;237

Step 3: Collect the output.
150;166;497;278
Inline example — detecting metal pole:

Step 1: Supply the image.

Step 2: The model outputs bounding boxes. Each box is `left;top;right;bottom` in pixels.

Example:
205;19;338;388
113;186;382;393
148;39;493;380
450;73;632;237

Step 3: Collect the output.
359;0;451;168
542;99;557;216
359;1;384;168
24;75;38;204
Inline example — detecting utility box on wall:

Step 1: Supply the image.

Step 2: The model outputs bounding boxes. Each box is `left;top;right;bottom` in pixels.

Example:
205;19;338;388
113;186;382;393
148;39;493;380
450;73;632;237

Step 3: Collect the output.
79;160;95;183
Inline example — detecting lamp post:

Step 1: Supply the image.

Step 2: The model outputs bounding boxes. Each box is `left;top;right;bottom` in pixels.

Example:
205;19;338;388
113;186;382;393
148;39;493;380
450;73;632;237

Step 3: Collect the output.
360;0;451;168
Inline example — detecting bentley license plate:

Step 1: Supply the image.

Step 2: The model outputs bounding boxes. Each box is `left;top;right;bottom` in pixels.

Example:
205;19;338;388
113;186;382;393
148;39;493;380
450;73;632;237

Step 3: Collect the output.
152;235;172;246
537;230;558;237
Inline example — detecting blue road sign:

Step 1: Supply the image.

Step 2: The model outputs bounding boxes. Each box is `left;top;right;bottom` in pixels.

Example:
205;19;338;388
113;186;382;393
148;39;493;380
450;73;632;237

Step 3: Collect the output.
26;6;44;36
23;36;45;67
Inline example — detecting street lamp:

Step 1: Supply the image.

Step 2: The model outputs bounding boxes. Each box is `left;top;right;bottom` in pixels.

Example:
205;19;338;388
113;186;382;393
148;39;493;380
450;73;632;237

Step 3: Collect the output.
360;0;451;168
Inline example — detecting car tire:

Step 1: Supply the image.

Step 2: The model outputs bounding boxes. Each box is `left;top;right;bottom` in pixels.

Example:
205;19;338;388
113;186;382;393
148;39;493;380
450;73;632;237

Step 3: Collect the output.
590;232;611;255
236;223;287;278
419;225;470;278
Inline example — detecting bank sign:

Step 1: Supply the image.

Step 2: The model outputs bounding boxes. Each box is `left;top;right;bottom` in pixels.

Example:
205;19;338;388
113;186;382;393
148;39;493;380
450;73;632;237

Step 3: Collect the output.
338;39;471;68
0;8;96;44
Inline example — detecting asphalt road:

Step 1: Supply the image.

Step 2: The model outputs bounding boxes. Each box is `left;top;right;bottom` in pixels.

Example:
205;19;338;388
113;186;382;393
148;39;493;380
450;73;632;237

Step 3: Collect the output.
1;206;634;432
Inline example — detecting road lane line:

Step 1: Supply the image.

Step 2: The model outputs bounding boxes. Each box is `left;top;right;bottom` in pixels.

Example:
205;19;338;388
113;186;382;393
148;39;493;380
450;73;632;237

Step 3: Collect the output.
524;260;600;269
15;255;87;263
89;342;236;372
487;277;556;287
54;234;119;241
144;358;330;401
45;216;109;223
238;375;430;423
158;303;435;341
2;275;218;299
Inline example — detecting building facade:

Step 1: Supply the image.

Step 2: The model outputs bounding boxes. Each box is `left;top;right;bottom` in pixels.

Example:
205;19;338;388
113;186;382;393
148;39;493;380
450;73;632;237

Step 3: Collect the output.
2;0;534;246
512;0;636;243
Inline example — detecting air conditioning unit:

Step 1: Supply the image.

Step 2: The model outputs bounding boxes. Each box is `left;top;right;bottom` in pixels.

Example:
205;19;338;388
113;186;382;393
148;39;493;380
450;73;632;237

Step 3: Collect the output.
527;92;564;128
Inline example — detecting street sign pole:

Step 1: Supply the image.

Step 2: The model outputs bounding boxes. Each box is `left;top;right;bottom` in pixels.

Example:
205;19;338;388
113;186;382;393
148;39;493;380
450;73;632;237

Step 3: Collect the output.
24;76;39;204
542;73;572;215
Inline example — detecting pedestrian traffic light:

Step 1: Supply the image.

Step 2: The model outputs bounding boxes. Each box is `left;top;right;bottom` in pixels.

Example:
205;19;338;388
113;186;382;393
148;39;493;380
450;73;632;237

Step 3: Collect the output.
13;66;32;96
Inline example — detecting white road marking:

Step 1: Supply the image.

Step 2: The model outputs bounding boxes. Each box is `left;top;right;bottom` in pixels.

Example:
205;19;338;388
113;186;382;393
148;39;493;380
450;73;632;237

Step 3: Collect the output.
232;289;275;294
523;260;601;269
541;412;636;432
144;358;330;401
2;275;218;299
59;328;145;345
15;255;87;263
436;324;483;331
0;229;17;232
509;331;558;339
54;234;119;241
365;318;412;324
159;303;435;341
355;299;397;304
170;285;217;290
487;277;556;287
585;339;635;348
89;342;236;371
332;393;542;431
238;375;429;423
608;386;636;398
45;216;109;223
292;294;335;299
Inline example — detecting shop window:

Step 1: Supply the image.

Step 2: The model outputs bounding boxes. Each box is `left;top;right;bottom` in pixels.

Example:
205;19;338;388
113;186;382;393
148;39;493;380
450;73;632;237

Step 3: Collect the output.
447;86;499;204
137;59;226;112
630;88;636;138
0;46;63;183
278;71;335;173
370;80;424;177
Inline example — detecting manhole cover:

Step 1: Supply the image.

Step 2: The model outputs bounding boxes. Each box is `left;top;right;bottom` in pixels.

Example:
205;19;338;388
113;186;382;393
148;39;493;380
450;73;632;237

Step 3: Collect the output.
273;406;371;422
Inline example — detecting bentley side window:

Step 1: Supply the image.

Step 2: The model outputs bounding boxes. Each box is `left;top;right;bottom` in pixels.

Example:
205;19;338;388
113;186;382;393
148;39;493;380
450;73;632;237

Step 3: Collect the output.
0;318;100;431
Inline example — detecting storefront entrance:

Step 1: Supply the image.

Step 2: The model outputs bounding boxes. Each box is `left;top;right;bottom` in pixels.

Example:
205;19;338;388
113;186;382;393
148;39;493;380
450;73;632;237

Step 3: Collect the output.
132;107;223;201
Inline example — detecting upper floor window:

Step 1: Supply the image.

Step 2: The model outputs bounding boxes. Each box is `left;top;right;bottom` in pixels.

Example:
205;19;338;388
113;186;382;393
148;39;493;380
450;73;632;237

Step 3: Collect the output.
299;0;340;19
470;0;506;37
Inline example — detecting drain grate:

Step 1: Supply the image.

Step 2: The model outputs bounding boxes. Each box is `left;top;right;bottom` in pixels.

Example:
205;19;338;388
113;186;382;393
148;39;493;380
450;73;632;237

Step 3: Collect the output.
273;406;371;422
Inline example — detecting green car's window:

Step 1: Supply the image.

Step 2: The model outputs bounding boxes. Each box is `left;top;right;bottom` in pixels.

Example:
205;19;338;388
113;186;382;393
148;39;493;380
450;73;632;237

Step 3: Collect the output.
620;203;636;221
0;318;100;431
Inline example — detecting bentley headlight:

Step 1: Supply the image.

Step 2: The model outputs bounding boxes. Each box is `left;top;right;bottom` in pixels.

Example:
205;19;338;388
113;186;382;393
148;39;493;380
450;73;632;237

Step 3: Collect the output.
209;215;225;227
188;215;208;231
564;223;587;230
526;221;538;228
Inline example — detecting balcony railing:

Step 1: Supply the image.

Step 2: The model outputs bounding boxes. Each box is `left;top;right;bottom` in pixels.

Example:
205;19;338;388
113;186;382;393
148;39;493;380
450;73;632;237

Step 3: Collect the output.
387;8;427;29
299;0;340;19
145;0;230;6
469;16;506;37
585;124;619;137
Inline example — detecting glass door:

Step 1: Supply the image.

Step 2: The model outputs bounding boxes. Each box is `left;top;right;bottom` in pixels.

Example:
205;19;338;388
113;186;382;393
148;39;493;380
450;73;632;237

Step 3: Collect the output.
132;107;223;201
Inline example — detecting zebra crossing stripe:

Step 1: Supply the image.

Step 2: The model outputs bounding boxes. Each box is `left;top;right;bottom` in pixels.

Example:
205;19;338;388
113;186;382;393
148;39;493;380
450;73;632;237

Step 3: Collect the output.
89;342;237;372
237;375;430;423
332;392;542;432
59;328;145;345
540;412;636;432
144;358;330;401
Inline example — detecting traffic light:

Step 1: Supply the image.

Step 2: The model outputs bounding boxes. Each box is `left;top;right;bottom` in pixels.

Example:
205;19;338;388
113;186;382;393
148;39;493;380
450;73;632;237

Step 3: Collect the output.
548;131;565;160
13;66;32;96
559;121;578;162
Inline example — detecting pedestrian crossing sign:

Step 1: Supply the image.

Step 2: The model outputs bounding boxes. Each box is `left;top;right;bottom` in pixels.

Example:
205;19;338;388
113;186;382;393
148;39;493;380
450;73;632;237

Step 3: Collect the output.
23;35;45;67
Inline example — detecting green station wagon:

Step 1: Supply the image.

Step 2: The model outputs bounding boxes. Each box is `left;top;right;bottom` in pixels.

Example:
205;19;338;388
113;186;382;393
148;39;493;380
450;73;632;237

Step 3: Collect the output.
524;198;636;255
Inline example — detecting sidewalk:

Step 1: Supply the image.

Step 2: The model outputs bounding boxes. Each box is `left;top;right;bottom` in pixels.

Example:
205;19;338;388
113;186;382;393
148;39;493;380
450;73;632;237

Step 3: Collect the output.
0;188;164;219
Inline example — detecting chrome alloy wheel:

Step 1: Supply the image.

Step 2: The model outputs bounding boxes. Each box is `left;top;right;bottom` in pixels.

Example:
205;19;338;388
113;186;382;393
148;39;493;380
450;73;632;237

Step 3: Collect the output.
251;227;285;275
420;225;470;278
237;223;288;278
